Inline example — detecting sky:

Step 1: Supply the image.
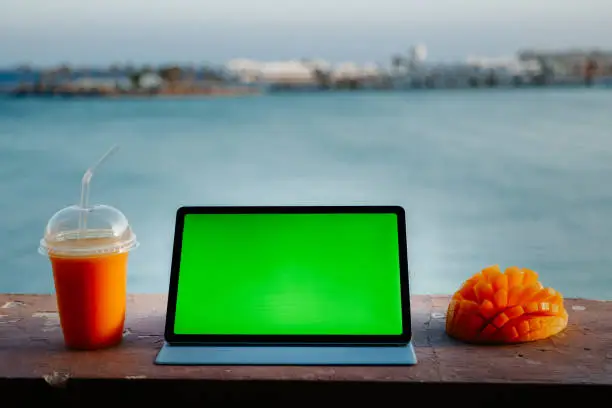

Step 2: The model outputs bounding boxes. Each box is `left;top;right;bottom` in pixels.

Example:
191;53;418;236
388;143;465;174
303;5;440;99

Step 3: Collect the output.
1;0;611;66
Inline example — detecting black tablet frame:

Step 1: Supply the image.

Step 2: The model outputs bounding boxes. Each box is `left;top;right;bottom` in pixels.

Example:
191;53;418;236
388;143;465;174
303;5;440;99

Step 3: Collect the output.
164;206;412;345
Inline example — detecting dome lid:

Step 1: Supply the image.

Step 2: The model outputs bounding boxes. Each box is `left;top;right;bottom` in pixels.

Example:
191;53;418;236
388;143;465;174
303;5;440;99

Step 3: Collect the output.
39;204;138;257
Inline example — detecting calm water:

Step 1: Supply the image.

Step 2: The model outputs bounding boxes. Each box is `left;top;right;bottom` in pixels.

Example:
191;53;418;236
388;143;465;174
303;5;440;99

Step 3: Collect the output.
1;89;612;298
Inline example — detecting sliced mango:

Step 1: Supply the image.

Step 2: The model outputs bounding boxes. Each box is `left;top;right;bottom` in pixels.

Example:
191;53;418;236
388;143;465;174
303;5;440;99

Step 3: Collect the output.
493;289;508;309
522;268;539;286
506;266;524;287
517;284;542;305
474;281;494;303
507;286;523;306
446;266;568;344
517;320;530;336
493;312;510;328
505;305;525;319
492;274;508;291
524;302;539;314
482;265;502;283
531;287;556;303
479;300;497;319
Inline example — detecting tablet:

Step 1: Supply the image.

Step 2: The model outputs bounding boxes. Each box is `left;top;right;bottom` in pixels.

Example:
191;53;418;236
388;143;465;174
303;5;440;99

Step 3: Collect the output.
164;206;412;345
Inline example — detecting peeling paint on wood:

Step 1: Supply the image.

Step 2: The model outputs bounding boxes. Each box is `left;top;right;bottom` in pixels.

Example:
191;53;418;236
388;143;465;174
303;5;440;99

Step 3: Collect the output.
0;319;21;324
32;312;59;318
33;311;60;332
1;301;25;309
43;371;70;388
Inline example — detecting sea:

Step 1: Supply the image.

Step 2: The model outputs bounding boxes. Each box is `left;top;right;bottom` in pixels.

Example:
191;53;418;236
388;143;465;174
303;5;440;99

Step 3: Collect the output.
1;88;612;299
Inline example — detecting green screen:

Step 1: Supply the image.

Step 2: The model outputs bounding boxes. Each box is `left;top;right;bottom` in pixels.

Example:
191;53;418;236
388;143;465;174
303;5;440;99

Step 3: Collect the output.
174;213;403;335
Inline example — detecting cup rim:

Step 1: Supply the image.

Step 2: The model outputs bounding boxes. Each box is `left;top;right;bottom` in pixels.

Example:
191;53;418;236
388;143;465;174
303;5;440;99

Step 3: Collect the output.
38;235;139;257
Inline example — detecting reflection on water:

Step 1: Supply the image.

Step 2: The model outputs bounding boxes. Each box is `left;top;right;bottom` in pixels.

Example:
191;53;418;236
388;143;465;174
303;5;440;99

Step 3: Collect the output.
1;89;612;298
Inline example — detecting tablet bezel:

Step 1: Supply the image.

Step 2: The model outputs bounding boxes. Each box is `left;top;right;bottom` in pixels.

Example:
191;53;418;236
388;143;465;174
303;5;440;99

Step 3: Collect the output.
164;206;412;345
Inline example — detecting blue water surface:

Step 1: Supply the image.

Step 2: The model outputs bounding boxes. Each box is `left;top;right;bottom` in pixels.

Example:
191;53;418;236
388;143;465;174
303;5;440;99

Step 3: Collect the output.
1;89;611;298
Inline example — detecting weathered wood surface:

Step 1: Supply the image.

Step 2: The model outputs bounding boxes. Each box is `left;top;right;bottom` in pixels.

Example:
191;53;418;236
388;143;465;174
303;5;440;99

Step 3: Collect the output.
0;294;609;386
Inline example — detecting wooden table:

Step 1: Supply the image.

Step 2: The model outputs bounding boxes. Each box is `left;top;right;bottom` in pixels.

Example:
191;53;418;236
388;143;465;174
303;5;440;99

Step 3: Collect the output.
0;294;610;405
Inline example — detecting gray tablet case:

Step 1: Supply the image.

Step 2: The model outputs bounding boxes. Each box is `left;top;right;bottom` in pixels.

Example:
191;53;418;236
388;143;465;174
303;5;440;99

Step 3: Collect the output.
155;342;417;365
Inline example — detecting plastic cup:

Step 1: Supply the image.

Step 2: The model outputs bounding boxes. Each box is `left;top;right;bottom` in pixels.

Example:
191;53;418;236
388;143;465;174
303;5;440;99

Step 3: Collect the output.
38;145;138;350
39;204;138;349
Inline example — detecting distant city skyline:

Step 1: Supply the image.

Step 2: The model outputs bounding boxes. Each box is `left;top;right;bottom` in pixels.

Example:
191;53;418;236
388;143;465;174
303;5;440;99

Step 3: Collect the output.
1;0;611;66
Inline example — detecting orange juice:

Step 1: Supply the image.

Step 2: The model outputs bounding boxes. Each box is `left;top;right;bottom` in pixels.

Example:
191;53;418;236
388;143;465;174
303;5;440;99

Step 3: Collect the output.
50;251;128;350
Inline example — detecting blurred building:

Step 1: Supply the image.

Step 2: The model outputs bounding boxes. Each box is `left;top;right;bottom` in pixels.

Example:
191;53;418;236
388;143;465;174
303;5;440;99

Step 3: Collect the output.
392;48;545;89
225;59;263;83
518;49;612;77
225;59;384;88
410;45;427;64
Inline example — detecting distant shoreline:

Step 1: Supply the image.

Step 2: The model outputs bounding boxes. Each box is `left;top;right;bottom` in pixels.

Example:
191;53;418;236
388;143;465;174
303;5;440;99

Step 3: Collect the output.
6;84;261;98
2;76;612;99
3;85;612;99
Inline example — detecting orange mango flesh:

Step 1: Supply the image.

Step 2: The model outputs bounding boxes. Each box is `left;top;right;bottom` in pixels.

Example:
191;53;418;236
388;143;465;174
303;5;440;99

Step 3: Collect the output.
446;265;568;344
